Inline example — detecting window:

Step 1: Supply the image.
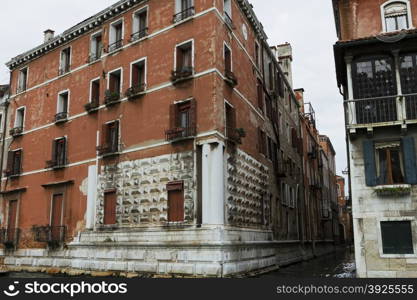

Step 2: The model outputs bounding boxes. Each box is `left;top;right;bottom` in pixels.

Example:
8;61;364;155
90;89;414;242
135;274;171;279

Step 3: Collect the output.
98;121;120;155
174;0;195;23
14;107;25;129
6;149;22;177
383;2;410;32
105;69;122;104
130;60;146;90
176;41;193;73
59;47;71;75
257;79;264;112
47;137;67;169
224;44;232;73
167;181;184;222
109;20;124;52
224;0;233;26
89;32;102;62
132;8;148;41
258;129;266;155
381;221;414;254
166;99;197;141
255;42;260;67
17;67;28;93
352;56;397;124
104;191;117;225
225;102;238;143
268;62;274;91
56;91;69;122
375;142;404;185
90;79;100;105
363;137;417;186
400;53;417;119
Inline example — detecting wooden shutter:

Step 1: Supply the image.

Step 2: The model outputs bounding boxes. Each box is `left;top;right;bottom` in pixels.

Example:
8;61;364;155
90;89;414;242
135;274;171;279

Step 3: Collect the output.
170;104;179;129
101;123;109;147
109;121;119;152
6;151;14;174
13;150;22;174
104;192;117;225
176;46;183;70
51;139;57;163
363;140;377;186
132;64;139;86
92;80;100;103
402;137;417;184
189;99;197;135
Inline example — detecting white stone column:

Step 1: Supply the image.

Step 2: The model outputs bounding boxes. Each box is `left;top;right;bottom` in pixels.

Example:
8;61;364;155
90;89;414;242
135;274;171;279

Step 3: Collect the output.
202;141;225;225
345;56;356;125
86;165;97;230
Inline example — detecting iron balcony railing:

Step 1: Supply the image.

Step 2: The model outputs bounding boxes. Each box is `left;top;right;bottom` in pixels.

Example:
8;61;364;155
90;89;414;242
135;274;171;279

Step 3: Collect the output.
84;100;100;113
58;65;70;76
104;90;121;106
9;126;23;137
88;50;102;63
171;66;194;83
131;28;148;42
97;143;119;156
107;39;123;53
0;228;20;248
344;93;417;128
165;126;196;141
125;83;146;100
33;226;66;246
173;7;195;23
54;112;68;123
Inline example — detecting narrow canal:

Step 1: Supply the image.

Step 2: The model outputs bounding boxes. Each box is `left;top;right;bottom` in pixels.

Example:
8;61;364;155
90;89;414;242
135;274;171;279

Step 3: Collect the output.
260;247;356;278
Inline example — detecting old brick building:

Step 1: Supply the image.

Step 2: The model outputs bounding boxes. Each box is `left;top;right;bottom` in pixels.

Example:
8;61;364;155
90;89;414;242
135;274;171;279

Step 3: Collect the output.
0;0;337;277
336;175;353;244
333;0;417;277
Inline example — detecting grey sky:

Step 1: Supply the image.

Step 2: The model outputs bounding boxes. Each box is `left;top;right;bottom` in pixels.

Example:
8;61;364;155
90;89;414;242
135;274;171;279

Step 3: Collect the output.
0;1;347;179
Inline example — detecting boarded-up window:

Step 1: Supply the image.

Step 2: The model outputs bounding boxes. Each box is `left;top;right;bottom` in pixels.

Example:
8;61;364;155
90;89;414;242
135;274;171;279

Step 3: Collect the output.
381;221;414;254
167;181;184;222
104;191;117;225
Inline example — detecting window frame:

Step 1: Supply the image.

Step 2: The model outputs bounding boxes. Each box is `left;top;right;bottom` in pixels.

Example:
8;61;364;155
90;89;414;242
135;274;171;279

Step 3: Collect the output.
224;42;233;73
109;18;125;52
106;67;123;95
57;89;70;115
89;77;101;104
131;5;149;41
129;57;147;89
89;30;103;62
377;217;417;258
174;39;194;73
381;0;413;32
14;106;25;129
59;46;72;75
17;66;29;94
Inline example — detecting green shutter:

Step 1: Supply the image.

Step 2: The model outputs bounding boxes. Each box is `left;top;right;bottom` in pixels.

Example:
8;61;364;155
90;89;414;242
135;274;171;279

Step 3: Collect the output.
402;137;417;185
363;140;377;186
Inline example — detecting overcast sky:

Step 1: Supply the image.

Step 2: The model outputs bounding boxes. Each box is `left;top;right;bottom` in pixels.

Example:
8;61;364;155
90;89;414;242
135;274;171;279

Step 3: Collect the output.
0;1;347;179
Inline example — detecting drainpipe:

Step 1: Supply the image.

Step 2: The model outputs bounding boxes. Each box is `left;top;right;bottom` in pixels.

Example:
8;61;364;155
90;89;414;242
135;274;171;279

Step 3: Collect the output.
0;73;11;192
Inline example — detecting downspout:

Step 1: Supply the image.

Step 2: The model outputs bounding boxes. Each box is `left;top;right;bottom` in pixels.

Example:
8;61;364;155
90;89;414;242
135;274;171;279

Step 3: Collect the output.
0;72;12;192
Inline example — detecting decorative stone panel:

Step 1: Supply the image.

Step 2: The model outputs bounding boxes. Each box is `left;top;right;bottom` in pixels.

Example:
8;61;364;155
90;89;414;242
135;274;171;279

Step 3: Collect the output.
96;151;195;226
227;150;269;226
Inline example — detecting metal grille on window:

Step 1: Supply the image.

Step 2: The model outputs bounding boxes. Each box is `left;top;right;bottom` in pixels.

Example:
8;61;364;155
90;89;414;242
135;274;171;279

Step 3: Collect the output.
352;57;397;124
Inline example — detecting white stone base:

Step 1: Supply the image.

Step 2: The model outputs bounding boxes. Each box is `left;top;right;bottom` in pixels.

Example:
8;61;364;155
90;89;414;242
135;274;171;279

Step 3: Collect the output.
0;227;335;277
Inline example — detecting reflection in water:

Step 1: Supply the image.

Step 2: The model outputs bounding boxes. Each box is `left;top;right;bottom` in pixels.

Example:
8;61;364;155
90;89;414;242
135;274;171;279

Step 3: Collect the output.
259;247;356;278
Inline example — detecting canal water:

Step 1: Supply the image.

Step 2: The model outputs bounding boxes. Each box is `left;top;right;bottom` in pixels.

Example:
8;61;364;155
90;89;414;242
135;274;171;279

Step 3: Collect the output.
259;247;356;278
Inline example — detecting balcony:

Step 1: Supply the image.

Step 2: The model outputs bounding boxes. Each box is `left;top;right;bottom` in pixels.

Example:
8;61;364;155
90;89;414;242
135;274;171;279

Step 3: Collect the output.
0;228;20;249
4;166;21;178
173;7;195;23
46;159;67;170
224;70;238;88
165;126;196;142
226;127;245;144
107;39;123;53
84;100;100;113
125;83;146;100
54;112;68;124
58;65;70;76
345;94;417;134
88;51;102;63
131;28;148;42
33;226;66;248
104;90;121;106
9;126;23;137
224;12;235;30
171;66;194;84
97;144;119;157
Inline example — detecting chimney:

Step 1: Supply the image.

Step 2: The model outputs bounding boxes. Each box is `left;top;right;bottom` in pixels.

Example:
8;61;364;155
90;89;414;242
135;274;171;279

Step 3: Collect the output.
294;88;305;113
44;29;55;43
275;42;294;88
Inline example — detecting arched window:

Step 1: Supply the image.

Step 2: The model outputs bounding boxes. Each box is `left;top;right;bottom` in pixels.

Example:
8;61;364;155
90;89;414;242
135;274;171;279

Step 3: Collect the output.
383;1;410;32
